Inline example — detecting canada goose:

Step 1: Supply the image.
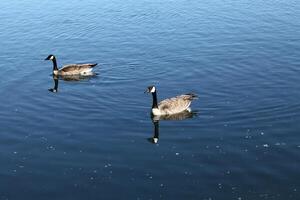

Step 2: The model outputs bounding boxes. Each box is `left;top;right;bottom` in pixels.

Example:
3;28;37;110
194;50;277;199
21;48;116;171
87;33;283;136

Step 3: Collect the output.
45;54;97;76
145;86;197;116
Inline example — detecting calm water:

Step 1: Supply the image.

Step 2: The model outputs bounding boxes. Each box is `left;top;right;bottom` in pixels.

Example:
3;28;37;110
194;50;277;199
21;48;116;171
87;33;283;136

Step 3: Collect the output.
0;0;300;199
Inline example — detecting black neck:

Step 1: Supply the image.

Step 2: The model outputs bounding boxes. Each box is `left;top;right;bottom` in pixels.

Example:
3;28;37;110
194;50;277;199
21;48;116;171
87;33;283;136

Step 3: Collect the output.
152;91;158;109
52;57;58;71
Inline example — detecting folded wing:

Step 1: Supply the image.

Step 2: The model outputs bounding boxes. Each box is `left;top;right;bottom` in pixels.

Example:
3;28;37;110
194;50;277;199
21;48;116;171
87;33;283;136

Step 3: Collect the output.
158;93;197;115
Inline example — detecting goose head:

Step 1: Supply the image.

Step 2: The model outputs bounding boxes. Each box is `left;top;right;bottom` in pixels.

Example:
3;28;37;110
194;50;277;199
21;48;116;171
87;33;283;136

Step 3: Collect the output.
145;85;156;93
45;54;55;61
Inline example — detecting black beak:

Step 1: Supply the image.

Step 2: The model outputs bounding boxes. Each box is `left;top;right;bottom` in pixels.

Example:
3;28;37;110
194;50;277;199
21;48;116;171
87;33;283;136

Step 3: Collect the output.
45;58;49;60
144;89;150;93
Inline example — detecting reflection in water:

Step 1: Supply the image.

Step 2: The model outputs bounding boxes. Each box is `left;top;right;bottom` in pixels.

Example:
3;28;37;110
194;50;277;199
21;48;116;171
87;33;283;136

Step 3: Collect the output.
48;75;59;93
148;110;197;144
48;74;97;93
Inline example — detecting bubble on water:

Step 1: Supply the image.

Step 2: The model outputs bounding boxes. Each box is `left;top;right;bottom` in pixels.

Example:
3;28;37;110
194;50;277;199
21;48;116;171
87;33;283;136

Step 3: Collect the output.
263;144;269;148
47;146;55;151
245;135;251;139
218;183;222;189
175;152;179;156
104;164;112;168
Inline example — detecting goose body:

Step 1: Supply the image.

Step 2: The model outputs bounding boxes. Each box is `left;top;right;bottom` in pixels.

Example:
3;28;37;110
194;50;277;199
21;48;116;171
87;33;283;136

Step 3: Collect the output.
45;55;97;76
146;86;197;116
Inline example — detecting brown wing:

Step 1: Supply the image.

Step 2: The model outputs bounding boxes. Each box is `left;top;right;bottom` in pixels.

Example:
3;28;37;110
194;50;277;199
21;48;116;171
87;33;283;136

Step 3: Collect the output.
60;63;97;72
158;94;195;115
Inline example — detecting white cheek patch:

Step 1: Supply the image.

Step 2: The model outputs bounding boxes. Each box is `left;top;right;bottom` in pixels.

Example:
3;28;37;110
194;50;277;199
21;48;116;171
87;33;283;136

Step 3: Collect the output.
50;55;54;60
150;87;156;93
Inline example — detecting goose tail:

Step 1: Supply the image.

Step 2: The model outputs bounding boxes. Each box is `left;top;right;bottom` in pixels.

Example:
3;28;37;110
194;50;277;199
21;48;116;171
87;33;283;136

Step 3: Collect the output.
185;93;198;100
90;63;98;68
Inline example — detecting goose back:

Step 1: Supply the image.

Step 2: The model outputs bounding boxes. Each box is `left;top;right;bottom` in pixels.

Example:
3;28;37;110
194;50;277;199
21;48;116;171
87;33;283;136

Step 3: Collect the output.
59;63;97;75
157;93;197;115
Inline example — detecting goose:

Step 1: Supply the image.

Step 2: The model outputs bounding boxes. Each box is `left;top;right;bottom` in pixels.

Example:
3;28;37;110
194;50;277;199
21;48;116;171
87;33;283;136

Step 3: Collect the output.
145;85;197;116
45;54;97;76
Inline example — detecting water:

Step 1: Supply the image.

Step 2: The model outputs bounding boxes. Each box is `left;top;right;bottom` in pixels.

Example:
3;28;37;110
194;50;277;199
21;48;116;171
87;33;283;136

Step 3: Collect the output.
0;0;300;199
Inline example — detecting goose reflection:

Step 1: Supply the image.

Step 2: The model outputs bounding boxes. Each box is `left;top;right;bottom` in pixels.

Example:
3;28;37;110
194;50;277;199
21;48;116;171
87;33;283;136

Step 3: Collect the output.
148;110;197;144
48;74;96;93
48;75;59;93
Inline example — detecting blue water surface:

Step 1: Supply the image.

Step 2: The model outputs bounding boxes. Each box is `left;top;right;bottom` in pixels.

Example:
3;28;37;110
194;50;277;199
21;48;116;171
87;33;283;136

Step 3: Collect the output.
0;0;300;199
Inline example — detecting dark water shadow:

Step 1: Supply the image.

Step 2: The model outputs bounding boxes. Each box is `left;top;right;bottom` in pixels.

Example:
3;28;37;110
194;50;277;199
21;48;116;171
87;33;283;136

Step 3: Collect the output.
148;110;198;144
48;73;97;93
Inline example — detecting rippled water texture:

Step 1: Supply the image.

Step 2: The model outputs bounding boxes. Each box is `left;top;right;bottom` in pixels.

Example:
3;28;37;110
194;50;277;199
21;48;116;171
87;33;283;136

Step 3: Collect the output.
0;0;300;199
